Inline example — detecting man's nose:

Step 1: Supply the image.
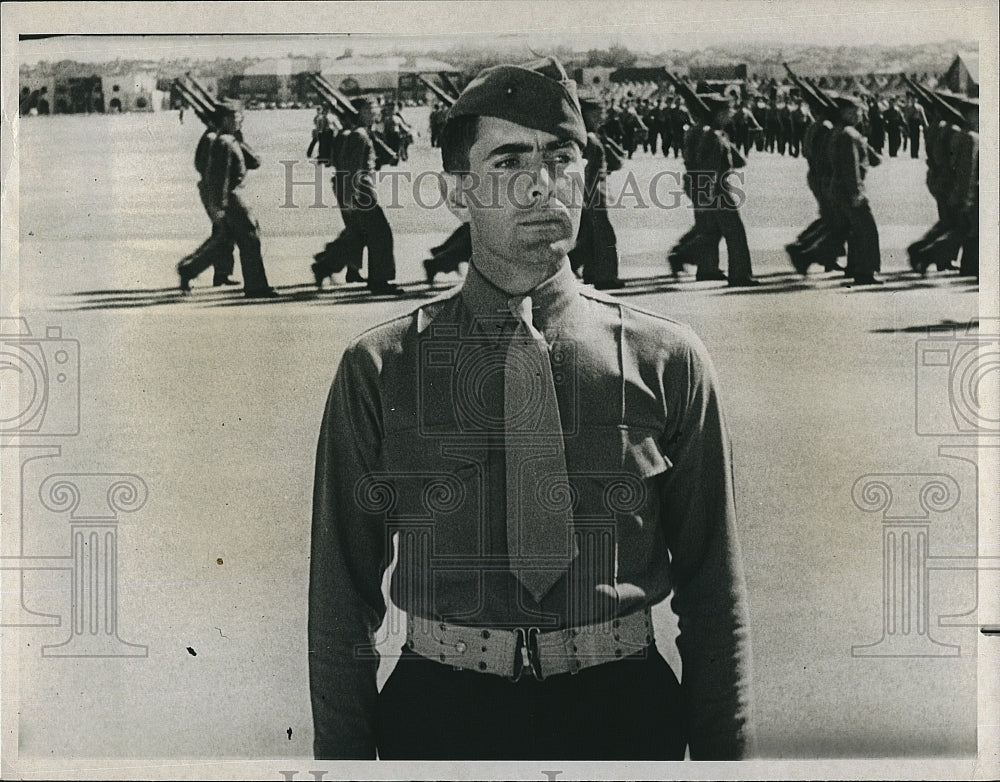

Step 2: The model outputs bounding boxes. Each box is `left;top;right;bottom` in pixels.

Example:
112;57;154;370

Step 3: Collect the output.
527;162;555;202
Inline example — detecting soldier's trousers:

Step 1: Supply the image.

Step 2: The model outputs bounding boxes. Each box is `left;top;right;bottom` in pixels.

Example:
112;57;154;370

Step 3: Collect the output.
569;202;619;284
842;200;881;279
424;223;472;276
377;645;687;760
179;192;270;292
314;201;396;284
908;123;922;158
697;207;753;282
887;127;902;157
178;182;236;282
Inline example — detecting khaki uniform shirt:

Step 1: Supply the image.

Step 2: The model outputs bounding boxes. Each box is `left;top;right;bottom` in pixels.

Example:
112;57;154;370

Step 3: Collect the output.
309;262;754;760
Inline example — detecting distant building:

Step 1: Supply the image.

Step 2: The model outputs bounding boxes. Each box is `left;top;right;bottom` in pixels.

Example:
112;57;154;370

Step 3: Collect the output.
689;64;748;82
52;75;104;114
101;70;159;112
942;52;979;97
19;74;55;115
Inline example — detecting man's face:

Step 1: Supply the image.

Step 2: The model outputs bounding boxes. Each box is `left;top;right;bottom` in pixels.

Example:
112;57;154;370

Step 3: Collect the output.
457;116;585;294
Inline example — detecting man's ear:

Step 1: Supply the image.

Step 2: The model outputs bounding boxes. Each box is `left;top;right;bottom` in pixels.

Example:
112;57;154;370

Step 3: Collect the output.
440;172;471;224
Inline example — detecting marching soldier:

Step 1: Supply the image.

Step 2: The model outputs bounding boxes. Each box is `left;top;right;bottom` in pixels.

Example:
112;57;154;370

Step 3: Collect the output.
827;97;882;285
904;93;928;158
568;95;625;289
177;114;239;290
179;100;278;298
312;97;404;296
883;97;905;157
908;97;978;277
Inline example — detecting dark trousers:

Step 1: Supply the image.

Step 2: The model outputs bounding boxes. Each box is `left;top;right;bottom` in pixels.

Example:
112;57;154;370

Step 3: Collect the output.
568;201;619;284
697;206;754;281
179;182;235;282
377;645;687;760
842;200;881;279
179;192;270;292
908;122;922;158
887;127;902;157
425;222;472;276
314;201;397;284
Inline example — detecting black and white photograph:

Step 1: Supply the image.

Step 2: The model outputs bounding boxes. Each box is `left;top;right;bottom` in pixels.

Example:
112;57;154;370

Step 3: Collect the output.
1;1;997;779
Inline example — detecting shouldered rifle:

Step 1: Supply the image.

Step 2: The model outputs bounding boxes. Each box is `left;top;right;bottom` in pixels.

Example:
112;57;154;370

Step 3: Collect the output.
173;77;216;128
663;72;711;125
437;72;461;101
418;73;457;107
899;72;965;128
306;72;399;166
782;63;836;118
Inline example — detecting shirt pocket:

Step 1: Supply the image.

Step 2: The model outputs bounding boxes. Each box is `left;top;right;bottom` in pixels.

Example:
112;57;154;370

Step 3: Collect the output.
376;429;488;558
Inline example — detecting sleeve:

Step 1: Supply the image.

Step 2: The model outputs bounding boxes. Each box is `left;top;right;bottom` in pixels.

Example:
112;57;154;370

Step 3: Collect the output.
309;340;391;759
658;334;754;760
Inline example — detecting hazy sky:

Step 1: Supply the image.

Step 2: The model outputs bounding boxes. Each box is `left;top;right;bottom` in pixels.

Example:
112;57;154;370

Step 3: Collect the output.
9;1;992;64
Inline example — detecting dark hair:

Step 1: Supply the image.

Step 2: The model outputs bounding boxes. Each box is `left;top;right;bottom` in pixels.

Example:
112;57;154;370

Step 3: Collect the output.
439;115;480;173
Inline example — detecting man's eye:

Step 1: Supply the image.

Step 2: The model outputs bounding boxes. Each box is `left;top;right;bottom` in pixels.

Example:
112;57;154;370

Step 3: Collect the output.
492;158;520;170
546;153;577;166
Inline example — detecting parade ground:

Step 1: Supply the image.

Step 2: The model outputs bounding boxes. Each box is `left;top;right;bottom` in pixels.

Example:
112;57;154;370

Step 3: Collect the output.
5;105;992;772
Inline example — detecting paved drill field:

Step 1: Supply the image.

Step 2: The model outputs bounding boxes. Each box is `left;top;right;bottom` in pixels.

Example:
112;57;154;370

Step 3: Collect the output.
4;106;991;774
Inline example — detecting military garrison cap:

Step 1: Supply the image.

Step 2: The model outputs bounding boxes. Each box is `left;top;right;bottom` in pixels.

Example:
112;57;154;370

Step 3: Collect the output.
445;55;586;147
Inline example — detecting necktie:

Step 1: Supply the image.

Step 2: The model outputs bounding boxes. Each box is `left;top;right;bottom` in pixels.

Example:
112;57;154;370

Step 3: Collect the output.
504;296;577;602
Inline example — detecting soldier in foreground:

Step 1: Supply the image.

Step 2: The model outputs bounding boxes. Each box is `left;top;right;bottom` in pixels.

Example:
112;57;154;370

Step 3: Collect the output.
309;55;753;761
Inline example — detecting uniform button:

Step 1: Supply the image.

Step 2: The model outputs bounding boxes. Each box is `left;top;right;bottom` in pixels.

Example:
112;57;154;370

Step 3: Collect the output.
481;630;490;639
455;641;467;654
478;661;488;671
439;622;447;631
646;634;652;644
613;633;620;641
613;620;620;628
407;640;414;649
481;646;488;653
439;653;447;662
614;648;623;658
571;645;578;653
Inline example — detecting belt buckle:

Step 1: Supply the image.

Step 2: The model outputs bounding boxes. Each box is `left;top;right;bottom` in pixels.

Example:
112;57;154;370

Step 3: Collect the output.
509;627;545;682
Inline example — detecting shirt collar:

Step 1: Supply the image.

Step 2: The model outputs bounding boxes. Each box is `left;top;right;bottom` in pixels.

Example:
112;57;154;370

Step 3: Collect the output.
459;259;580;342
